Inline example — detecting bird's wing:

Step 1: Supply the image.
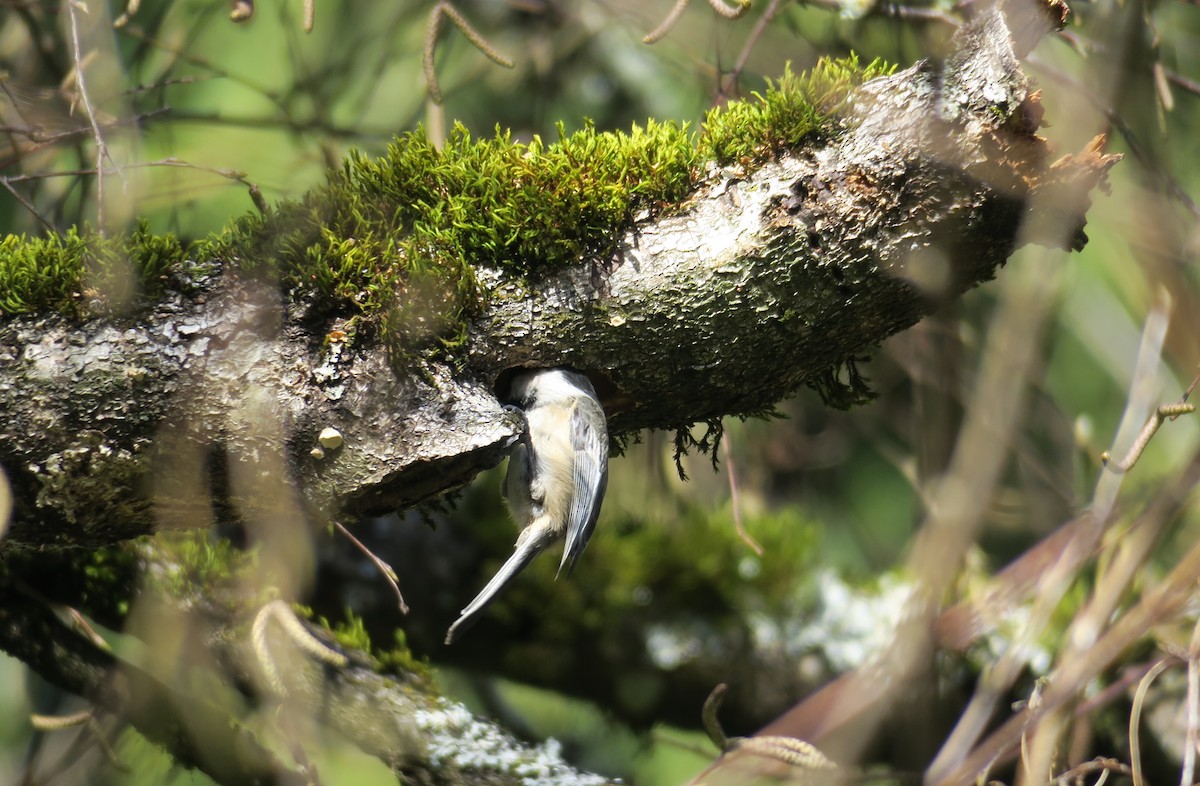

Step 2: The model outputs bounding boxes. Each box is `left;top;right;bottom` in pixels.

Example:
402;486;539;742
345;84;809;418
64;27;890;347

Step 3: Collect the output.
558;396;609;576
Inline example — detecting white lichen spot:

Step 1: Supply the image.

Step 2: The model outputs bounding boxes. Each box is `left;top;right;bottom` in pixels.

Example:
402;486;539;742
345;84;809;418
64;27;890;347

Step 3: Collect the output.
318;427;343;450
413;699;612;785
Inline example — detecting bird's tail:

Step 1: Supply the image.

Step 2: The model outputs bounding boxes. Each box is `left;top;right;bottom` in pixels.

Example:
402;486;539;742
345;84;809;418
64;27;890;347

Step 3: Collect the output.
444;540;542;644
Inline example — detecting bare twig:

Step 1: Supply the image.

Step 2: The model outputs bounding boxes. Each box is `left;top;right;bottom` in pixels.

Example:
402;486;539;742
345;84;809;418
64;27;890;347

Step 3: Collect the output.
1164;67;1200;99
0;106;170;149
2;157;265;210
1183;618;1200;786
423;1;513;105
123;75;207;95
719;427;764;556
931;532;1200;786
644;0;750;43
720;0;784;100
1016;298;1171;785
643;0;689;43
1131;658;1178;786
30;710;94;731
1051;758;1132;786
251;599;349;696
332;520;410;614
0;177;56;231
1101;401;1196;472
702;683;834;769
702;682;731;750
66;0;119;231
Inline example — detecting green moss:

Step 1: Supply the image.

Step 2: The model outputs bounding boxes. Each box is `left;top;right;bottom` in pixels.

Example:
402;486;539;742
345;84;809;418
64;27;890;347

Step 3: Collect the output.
318;609;433;684
0;220;190;317
700;55;895;165
146;531;262;606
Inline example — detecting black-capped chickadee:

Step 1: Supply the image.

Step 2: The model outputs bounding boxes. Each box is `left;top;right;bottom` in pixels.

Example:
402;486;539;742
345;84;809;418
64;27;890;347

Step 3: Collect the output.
445;368;609;643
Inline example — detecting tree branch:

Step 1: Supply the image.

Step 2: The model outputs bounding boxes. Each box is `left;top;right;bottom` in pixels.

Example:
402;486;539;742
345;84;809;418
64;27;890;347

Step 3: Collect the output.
0;0;1114;551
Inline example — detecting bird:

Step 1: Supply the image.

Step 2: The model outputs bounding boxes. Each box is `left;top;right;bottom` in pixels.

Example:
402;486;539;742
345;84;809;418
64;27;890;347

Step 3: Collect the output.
445;368;609;644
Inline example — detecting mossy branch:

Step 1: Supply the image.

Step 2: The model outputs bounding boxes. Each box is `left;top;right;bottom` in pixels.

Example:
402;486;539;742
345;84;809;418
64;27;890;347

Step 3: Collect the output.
0;10;1115;554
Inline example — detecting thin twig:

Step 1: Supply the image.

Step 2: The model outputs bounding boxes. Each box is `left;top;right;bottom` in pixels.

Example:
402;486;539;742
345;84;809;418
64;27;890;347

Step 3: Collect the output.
643;0;689;43
1019;298;1172;783
123;75;207;95
423;3;446;105
66;606;110;650
252;600;349;696
0;105;170;148
709;0;751;20
3;156;259;188
66;0;119;231
1184;617;1200;786
645;0;750;43
1051;759;1131;786
1018;678;1047;785
721;0;784;101
0;178;55;231
719;428;764;556
31;710;93;731
1131;658;1178;786
423;2;514;105
332;519;409;614
702;683;731;750
1164;67;1200;99
1101;402;1196;472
